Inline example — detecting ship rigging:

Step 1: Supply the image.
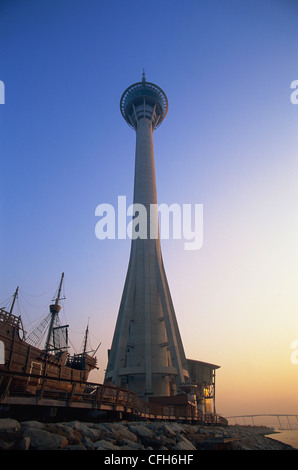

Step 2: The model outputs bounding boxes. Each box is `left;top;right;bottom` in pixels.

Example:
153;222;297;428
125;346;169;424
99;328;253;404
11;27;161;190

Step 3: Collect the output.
0;273;99;395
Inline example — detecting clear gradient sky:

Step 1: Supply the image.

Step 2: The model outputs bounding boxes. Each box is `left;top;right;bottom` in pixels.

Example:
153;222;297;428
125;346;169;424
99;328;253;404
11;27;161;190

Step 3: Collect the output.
0;0;298;418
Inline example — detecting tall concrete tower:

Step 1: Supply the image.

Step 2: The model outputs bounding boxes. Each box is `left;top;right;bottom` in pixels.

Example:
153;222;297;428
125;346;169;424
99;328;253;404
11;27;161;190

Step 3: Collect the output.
104;73;190;399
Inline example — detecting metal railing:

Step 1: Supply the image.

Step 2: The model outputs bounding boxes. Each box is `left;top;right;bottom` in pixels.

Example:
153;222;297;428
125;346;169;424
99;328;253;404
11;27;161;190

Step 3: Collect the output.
226;414;298;430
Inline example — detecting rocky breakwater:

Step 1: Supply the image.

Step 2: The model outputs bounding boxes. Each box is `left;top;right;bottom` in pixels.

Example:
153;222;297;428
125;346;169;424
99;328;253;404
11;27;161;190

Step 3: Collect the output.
0;418;294;450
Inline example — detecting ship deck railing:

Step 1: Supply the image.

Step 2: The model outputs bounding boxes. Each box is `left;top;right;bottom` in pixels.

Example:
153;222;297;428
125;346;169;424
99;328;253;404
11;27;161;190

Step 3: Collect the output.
0;370;228;425
0;308;24;331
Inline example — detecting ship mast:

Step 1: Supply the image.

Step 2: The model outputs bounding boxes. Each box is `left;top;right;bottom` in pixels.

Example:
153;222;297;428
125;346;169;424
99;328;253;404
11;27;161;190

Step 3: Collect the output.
82;319;101;357
45;273;64;354
9;286;19;314
83;319;89;355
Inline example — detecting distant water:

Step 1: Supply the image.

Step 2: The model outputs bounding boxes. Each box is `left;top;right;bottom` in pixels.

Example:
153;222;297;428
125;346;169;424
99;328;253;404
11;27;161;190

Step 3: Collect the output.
267;430;298;449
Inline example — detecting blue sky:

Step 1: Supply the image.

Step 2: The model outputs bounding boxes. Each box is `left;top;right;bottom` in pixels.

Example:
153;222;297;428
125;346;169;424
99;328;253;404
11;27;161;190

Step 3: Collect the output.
1;0;298;417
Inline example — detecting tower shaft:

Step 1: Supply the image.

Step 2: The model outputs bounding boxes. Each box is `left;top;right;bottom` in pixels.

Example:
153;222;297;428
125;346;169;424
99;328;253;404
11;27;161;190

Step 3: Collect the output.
105;76;189;398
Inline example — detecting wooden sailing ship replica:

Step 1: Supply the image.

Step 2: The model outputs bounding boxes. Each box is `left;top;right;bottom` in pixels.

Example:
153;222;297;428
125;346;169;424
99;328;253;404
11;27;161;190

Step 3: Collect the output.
0;273;98;396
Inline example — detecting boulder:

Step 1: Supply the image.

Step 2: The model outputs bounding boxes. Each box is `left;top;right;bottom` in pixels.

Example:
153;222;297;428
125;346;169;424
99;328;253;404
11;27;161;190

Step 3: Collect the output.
21;420;44;429
94;439;122;450
0;418;23;450
46;423;81;445
66;421;102;441
81;436;97;449
120;438;144;450
175;434;197;450
128;423;154;441
65;444;87;450
15;437;31;450
23;427;68;450
0;440;15;450
109;423;139;443
0;418;21;432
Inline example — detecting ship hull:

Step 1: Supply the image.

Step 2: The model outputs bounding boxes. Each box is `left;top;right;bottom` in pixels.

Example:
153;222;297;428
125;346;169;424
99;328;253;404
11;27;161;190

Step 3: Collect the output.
0;310;95;396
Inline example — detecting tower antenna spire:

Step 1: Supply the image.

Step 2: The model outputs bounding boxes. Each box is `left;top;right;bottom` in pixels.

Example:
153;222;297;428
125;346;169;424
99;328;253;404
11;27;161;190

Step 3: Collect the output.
142;68;146;83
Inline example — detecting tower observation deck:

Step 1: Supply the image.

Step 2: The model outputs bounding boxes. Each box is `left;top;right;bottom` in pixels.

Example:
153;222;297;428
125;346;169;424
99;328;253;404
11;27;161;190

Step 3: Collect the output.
104;73;190;399
120;71;168;130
